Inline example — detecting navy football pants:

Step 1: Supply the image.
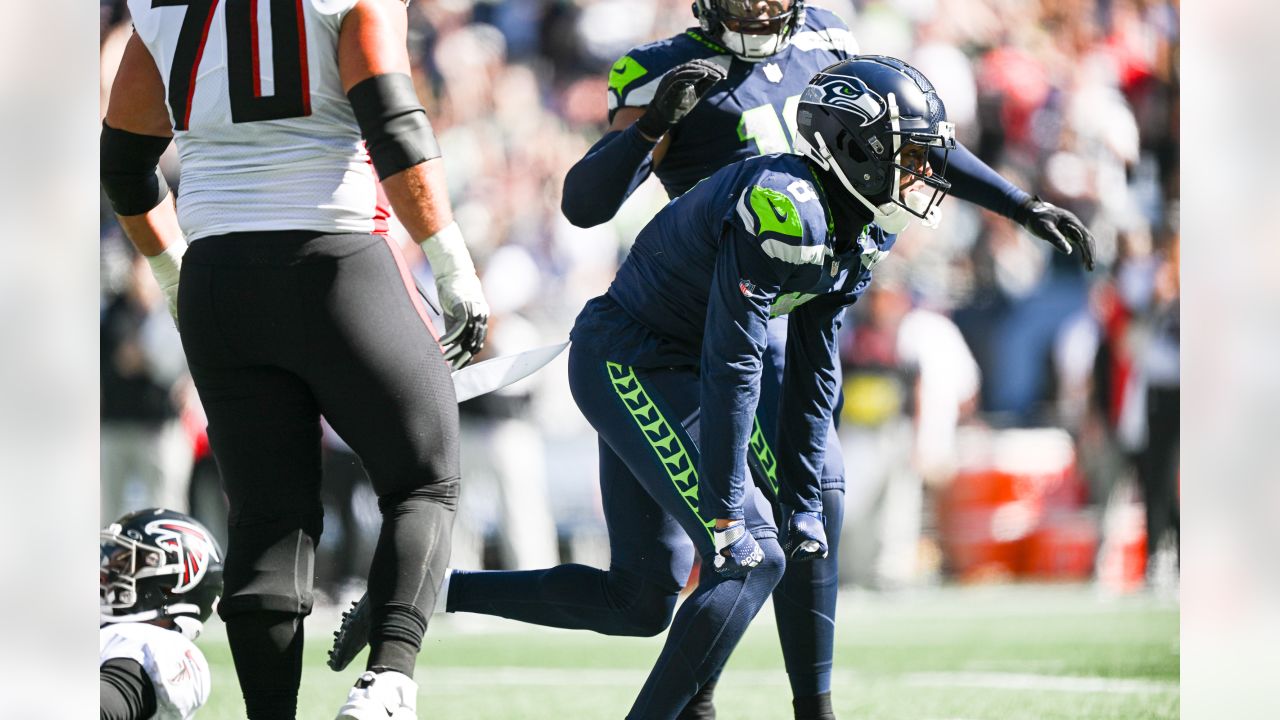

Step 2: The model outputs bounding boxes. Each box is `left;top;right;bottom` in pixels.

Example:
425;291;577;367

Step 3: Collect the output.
449;341;786;719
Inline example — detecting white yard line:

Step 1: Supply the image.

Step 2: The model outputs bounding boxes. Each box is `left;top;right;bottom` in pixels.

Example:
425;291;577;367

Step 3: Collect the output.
901;671;1178;695
419;667;1177;695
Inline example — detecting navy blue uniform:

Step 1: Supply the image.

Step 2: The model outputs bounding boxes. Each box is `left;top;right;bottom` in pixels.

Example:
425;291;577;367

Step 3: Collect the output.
460;6;1042;716
607;8;859;197
448;154;882;718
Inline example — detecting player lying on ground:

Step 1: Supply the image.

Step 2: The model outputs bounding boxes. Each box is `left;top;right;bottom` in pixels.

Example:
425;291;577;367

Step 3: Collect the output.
100;0;488;718
333;3;1095;718
340;55;972;720
101;509;223;720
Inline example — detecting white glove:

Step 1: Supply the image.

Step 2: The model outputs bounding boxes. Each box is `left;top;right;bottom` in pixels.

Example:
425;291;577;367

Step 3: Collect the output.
145;238;187;326
418;221;489;369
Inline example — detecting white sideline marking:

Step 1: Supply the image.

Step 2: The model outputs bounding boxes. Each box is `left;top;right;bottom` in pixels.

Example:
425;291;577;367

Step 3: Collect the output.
420;667;1177;695
902;671;1178;695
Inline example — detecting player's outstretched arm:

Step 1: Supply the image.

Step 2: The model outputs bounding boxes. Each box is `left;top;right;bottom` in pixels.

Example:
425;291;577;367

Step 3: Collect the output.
339;0;488;367
101;33;185;324
560;58;725;227
932;142;1096;270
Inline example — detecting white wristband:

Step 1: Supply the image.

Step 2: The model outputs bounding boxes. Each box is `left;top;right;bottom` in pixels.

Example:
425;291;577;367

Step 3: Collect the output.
145;238;187;290
417;221;475;280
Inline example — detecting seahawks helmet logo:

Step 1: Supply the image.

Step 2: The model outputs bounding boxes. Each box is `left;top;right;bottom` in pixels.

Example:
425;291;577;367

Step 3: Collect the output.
802;76;885;126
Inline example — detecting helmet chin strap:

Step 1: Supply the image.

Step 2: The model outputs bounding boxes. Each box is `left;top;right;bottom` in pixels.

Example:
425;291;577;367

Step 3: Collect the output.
720;26;785;61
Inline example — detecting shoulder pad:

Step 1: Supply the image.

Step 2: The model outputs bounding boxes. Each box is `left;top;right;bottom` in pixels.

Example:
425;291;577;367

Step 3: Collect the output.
608;33;732;113
732;162;832;266
790;7;860;56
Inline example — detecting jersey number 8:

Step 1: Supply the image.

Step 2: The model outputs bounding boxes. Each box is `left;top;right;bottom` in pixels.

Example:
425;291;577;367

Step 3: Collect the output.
153;0;311;131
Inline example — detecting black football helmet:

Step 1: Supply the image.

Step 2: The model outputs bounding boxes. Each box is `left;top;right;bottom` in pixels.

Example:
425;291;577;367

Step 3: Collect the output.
692;0;806;60
100;508;224;639
795;55;956;233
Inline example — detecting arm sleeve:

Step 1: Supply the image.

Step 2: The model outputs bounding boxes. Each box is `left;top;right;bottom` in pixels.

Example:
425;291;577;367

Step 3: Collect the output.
775;299;844;514
932;141;1031;221
560;124;658;228
699;224;789;520
100;658;157;720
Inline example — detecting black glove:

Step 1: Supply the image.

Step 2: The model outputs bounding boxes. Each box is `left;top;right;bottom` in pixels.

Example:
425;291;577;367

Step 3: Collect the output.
1017;196;1096;271
635;59;728;141
440;300;488;370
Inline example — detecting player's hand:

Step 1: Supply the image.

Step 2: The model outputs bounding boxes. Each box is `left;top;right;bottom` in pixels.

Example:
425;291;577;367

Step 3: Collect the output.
420;221;489;369
712;520;765;579
635;59;728;141
437;283;488;370
785;511;829;562
1017;196;1096;271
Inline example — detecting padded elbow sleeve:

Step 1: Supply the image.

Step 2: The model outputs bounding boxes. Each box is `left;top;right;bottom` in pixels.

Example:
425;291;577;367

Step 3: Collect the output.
100;123;172;216
347;73;441;179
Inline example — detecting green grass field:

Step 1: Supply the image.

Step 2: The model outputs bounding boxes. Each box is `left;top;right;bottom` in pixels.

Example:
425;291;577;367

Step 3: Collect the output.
197;583;1178;719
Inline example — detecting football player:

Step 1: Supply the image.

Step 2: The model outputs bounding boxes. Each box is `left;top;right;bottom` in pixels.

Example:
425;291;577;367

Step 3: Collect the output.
553;3;1095;718
100;1;489;718
449;55;957;720
444;54;963;720
100;509;223;720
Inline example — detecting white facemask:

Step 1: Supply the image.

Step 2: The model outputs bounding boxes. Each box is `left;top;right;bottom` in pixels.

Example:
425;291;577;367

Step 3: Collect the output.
720;27;787;61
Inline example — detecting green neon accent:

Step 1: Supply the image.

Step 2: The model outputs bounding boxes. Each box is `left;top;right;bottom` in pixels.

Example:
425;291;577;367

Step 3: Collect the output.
750;416;780;496
684;30;730;54
608;55;648;97
749;186;804;238
606;362;715;538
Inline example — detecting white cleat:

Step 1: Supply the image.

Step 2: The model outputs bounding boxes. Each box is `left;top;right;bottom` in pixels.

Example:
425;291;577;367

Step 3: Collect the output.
335;670;418;720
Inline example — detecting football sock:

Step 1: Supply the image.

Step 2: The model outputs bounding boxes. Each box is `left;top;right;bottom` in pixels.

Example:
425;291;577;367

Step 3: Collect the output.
365;483;456;677
774;486;845;698
793;691;835;720
225;610;303;719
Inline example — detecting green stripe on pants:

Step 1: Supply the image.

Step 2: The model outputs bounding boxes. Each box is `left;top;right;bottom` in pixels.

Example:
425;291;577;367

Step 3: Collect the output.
606;361;714;540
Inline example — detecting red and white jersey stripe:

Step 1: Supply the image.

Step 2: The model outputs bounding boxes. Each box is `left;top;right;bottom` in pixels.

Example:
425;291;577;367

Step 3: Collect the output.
128;0;386;240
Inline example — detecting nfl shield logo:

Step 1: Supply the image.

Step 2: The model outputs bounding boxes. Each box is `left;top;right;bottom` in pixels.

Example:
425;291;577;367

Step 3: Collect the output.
763;63;783;84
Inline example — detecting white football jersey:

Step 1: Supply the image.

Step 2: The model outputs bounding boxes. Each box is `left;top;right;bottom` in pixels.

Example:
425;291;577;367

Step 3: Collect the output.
100;623;212;720
127;0;389;241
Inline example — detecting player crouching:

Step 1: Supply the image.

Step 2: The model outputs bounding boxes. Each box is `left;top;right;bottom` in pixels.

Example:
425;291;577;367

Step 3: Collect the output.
100;508;224;720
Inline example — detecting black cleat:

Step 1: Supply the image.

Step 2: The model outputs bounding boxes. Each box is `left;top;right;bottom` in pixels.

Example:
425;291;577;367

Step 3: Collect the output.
327;594;372;672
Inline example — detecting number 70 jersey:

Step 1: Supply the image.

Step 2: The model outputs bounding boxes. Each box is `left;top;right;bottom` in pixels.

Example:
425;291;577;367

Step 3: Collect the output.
128;0;385;241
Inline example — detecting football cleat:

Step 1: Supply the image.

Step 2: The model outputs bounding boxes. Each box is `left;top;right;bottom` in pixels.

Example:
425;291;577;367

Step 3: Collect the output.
335;670;417;720
328;596;372;672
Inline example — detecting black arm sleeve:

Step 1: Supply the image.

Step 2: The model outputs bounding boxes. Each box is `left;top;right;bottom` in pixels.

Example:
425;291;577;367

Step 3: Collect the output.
560;124;657;228
347;73;442;180
100;658;157;720
931;141;1031;221
100;123;172;217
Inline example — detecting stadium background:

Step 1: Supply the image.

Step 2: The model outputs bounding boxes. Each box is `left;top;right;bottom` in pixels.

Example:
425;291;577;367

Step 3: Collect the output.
95;0;1182;717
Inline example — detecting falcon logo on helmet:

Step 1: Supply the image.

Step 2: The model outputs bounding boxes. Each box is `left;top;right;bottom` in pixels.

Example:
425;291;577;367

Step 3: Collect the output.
146;519;221;594
101;508;225;640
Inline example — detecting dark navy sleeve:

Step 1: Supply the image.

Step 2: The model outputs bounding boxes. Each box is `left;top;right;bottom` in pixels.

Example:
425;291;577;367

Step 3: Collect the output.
932;141;1031;221
561;125;658;228
699;224;791;521
775;299;844;515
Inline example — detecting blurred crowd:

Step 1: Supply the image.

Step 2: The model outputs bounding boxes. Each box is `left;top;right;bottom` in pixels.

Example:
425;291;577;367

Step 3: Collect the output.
99;0;1179;599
